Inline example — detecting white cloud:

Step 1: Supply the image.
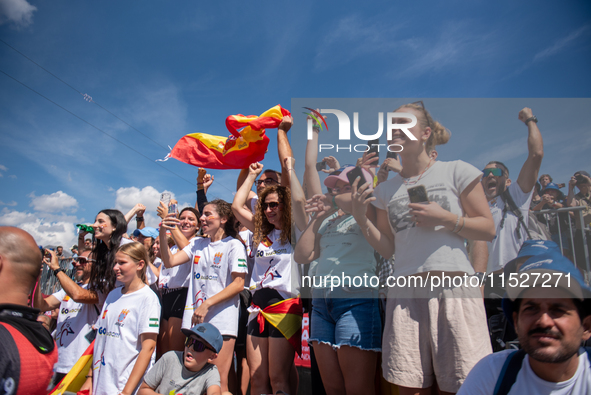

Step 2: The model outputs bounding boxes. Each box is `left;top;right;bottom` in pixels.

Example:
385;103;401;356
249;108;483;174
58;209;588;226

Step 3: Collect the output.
114;186;176;229
0;201;17;206
533;26;590;63
0;165;7;171
8;175;16;179
0;0;37;27
29;191;79;213
0;208;78;248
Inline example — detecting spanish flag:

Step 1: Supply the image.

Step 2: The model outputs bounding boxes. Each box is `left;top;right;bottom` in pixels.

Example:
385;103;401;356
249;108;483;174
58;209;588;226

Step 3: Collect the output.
50;340;94;395
257;298;303;355
167;105;291;170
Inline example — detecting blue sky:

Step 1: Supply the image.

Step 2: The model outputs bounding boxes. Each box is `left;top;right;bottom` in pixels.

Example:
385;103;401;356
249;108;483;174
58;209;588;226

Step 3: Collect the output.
0;0;590;249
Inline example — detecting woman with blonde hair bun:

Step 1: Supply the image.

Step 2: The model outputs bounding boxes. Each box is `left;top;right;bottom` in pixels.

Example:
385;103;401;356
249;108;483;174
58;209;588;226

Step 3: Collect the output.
351;101;495;394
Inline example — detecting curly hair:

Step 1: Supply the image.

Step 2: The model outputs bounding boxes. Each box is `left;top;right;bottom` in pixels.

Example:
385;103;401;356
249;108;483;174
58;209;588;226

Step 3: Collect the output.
89;209;127;294
253;185;291;248
204;199;237;239
395;102;450;154
116;241;148;284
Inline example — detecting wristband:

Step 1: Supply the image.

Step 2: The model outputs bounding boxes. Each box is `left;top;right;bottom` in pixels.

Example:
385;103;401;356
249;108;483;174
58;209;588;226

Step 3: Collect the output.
457;217;466;233
332;195;338;210
53;268;64;277
452;215;461;233
135;217;144;221
525;115;538;124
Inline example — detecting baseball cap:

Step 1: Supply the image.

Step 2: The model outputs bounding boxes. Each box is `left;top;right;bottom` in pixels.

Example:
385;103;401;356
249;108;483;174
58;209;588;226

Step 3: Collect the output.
324;165;373;189
132;227;159;239
181;323;223;353
503;239;561;276
540;182;564;200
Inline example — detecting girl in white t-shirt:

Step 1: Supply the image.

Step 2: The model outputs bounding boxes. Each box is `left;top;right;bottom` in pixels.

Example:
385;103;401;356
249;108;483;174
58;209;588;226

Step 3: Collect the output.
232;163;300;395
350;102;496;394
155;206;201;355
159;199;246;394
85;241;161;395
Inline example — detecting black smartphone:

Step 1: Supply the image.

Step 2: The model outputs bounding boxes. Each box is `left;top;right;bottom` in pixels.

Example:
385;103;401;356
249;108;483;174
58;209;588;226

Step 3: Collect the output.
367;138;380;157
316;161;327;171
575;175;585;184
386;150;398;160
407;185;429;204
347;166;373;198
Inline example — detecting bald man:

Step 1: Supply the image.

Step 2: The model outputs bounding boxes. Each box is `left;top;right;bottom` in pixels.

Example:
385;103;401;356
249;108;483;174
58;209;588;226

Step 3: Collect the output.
0;226;58;395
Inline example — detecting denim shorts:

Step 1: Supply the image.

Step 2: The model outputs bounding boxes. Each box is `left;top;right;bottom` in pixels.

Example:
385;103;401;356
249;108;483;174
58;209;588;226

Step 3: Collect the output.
310;287;381;351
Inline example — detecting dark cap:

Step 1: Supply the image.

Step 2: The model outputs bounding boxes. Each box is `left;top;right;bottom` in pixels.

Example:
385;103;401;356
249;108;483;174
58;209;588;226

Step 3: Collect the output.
181;323;223;353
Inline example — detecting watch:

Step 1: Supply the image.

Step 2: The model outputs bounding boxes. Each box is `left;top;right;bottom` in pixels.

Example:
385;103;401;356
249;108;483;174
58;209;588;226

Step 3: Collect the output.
525;115;538;124
53;268;65;277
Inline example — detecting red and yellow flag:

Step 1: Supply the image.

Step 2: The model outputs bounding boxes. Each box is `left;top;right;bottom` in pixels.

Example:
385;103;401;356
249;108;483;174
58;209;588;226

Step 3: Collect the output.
168;105;291;169
50;340;94;395
257;298;303;355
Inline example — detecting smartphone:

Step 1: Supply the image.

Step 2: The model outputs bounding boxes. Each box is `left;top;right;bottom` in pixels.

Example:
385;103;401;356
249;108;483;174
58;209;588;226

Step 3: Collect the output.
407;185;429;204
367;138;380;157
316;161;327;171
346;166;373;198
575;175;585;184
386;150;398;160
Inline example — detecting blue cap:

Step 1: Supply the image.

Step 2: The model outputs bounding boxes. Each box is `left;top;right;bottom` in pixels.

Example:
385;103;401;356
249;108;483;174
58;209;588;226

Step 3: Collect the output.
540;182;565;200
503;240;561;276
132;227;158;239
181;323;223;353
505;250;591;301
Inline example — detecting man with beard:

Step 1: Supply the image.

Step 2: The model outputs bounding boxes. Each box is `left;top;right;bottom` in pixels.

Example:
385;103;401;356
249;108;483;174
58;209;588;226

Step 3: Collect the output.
33;248;100;387
480;108;544;275
458;250;591;394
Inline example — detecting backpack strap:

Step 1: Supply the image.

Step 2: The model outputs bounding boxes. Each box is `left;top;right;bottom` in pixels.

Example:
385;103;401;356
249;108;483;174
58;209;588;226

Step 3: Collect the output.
500;190;532;240
493;349;527;395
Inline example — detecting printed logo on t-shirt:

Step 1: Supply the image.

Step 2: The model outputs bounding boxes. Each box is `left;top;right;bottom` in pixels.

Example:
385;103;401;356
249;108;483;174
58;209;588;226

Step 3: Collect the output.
194;255;201;265
213;252;223;268
102;310;108;319
116;309;130;326
61;307;81;315
238;258;247;268
63;295;70;302
149;318;159;328
195;272;218;281
57;319;75;347
189;288;207;308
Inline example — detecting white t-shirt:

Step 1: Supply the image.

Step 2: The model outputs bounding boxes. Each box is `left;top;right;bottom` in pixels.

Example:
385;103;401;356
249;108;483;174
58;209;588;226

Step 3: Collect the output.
249;228;299;299
159;245;192;289
146;258;161;286
52;284;99;373
239;229;256;287
93;284;161;395
486;182;533;273
457;348;591;394
181;237;248;336
372;160;482;278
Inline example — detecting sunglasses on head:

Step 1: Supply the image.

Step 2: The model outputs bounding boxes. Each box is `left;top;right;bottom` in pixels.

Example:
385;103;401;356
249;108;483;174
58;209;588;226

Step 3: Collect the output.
262;202;281;210
185;337;214;352
410;100;431;130
482;168;504;177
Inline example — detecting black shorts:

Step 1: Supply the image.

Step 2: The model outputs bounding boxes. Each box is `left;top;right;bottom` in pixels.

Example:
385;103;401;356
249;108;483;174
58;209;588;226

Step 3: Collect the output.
161;287;188;321
236;289;253;349
246;288;285;338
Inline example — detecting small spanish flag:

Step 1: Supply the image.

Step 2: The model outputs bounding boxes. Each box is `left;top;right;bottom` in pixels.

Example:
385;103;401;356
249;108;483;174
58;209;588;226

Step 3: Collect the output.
261;236;273;248
50;340;94;395
257;298;303;355
166;105;291;170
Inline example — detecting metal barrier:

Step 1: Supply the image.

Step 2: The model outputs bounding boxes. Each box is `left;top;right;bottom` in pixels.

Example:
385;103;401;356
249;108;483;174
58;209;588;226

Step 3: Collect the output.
534;205;590;282
39;257;76;295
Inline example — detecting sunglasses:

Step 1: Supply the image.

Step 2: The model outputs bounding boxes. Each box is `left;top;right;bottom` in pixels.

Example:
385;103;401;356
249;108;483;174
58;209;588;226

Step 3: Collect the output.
185;337;214;352
411;100;431;130
73;257;94;265
256;178;278;187
332;185;352;194
262;202;281;210
482;168;504;177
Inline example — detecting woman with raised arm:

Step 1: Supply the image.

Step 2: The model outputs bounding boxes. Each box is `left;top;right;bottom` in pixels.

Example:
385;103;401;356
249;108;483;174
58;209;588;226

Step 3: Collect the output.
86;242;160;395
159;199;246;395
155;205;201;354
232;162;301;395
294;165;381;395
350;102;495;395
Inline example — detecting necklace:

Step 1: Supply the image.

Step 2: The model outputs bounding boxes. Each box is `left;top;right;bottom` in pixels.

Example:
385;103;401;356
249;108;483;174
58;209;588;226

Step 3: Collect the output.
402;158;434;186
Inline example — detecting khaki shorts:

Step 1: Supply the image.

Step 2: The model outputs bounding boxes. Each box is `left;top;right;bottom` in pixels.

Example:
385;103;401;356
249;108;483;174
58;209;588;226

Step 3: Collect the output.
381;284;492;393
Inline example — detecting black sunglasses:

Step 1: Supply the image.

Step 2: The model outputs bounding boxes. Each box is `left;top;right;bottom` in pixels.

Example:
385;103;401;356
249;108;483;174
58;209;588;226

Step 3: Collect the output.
185;337;214;352
262;202;281;210
256;178;278;187
410;100;431;130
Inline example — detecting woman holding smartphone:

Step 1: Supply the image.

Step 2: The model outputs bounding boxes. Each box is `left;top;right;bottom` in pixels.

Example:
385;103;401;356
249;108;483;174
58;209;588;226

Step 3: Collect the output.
350;101;495;394
159;199;246;395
